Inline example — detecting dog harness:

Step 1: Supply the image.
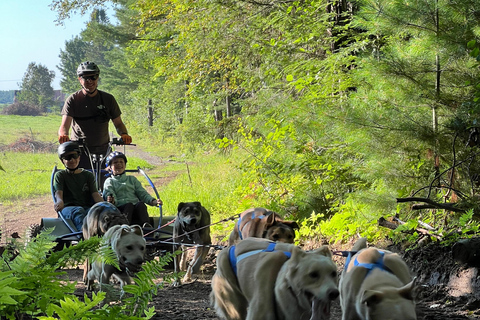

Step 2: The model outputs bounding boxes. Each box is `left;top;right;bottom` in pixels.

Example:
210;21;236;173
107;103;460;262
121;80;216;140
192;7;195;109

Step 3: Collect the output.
229;242;291;275
237;209;274;240
345;250;393;276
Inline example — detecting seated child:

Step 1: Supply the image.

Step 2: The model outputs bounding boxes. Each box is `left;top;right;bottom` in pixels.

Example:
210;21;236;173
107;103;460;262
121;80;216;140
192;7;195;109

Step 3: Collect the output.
103;151;162;227
53;141;104;231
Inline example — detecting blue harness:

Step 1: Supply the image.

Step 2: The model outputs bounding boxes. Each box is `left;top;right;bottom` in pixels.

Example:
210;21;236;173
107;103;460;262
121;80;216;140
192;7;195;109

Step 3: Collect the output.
229;242;291;275
344;250;392;276
237;210;269;240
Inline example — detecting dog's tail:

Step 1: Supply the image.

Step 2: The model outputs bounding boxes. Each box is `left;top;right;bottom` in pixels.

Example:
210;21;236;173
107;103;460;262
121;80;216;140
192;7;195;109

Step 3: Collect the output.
351;237;367;252
210;247;247;320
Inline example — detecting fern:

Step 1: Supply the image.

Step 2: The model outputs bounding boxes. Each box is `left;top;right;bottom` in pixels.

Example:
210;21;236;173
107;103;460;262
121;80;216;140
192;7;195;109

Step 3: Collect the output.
122;252;174;317
0;226;177;319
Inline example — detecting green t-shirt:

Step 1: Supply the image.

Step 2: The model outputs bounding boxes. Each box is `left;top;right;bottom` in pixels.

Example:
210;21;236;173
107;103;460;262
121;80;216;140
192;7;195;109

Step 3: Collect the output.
54;169;98;207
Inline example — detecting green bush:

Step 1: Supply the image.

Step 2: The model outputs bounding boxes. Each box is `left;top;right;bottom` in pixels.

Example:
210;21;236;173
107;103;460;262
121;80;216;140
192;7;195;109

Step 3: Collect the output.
0;229;173;319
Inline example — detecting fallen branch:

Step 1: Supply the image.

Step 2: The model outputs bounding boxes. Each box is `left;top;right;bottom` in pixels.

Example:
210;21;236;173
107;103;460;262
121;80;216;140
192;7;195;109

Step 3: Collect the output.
377;217;442;240
396;197;465;213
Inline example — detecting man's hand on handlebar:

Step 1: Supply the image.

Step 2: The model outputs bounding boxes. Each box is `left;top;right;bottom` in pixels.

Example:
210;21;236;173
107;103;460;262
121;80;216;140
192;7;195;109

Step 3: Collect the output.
58;135;70;144
121;134;132;144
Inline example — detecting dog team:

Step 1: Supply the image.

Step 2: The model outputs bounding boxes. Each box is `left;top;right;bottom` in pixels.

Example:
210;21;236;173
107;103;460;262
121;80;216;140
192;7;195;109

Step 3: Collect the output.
78;198;417;319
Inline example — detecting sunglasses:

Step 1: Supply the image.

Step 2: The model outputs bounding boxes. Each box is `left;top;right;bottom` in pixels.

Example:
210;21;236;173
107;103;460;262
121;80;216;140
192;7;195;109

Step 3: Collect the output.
62;153;80;161
81;75;99;81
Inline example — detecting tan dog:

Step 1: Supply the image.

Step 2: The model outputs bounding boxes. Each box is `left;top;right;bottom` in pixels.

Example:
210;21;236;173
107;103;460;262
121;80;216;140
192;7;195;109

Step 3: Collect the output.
82;202;128;283
87;224;146;290
210;237;339;320
173;202;212;285
228;208;299;245
339;238;417;320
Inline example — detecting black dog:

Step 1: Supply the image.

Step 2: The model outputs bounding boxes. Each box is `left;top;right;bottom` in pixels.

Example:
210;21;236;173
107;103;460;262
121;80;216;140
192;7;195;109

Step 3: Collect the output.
172;201;212;286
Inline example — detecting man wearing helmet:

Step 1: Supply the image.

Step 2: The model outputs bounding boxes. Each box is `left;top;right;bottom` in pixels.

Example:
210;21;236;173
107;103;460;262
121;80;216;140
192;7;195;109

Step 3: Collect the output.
103;151;162;227
57;61;132;170
53;141;104;231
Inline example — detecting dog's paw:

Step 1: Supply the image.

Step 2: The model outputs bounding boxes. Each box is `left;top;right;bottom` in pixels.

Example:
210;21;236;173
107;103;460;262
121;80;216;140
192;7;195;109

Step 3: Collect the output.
86;280;96;291
182;274;193;283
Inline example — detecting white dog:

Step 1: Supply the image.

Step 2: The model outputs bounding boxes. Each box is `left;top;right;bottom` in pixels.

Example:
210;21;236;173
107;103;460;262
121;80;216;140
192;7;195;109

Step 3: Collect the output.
339;238;417;320
87;224;146;290
210;237;339;320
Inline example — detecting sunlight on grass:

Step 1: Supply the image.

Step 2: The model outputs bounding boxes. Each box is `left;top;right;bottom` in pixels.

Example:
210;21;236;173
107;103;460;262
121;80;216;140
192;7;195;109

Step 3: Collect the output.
0;115;251;241
0;115;61;145
0;152;156;203
0;152;59;202
147;152;247;239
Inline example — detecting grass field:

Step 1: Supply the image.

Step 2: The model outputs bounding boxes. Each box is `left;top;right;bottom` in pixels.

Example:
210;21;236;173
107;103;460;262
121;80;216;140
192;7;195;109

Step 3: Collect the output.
0;114;61;145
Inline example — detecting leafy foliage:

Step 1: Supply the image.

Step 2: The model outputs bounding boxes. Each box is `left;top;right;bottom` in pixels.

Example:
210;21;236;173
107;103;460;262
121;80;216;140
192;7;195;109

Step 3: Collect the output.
1;102;43;116
0;91;15;104
49;0;480;243
0;227;174;319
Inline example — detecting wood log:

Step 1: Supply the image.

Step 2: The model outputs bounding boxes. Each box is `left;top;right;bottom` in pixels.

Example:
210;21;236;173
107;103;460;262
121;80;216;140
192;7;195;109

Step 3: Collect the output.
396;197;465;213
378;217;442;240
378;217;399;230
452;238;480;266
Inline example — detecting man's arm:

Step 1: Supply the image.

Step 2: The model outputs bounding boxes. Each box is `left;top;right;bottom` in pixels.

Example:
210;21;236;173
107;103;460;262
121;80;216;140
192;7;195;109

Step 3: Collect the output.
112;116;132;144
112;116;128;136
58;115;73;136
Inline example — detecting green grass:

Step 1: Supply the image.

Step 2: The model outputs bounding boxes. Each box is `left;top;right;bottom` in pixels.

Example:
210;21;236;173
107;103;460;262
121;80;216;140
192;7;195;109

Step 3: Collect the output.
0;114;61;145
0;152;58;203
147;152;250;240
0;148;155;203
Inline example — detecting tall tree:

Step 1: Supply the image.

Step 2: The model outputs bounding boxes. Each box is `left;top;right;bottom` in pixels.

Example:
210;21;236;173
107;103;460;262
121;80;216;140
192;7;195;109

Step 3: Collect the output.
58;36;89;94
17;62;55;112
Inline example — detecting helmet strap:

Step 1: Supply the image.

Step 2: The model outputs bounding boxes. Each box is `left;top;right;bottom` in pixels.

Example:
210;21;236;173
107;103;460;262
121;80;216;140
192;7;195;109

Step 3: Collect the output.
81;84;98;96
65;165;79;173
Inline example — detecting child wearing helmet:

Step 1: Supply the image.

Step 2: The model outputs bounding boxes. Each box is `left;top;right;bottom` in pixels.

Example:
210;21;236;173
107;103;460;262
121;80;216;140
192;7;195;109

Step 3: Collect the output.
53;141;104;231
103;151;162;227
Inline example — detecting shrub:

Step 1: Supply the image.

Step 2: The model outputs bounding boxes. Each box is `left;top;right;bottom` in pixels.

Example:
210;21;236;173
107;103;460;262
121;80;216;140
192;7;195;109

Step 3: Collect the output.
2;102;42;116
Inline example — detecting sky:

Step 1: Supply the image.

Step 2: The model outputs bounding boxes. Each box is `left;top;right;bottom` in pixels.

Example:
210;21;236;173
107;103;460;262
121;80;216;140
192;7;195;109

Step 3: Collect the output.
0;1;92;91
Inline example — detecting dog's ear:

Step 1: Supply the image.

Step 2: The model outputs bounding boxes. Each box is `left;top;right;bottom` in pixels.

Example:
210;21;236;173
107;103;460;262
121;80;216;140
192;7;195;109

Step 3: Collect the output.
283;220;300;230
290;245;306;263
131;225;144;236
398;277;416;300
265;213;276;226
361;290;384;306
312;245;333;259
177;202;186;212
193;201;202;207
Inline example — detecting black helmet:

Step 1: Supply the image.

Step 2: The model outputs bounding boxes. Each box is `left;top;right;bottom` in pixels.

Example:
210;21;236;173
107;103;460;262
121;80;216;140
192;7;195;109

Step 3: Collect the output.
77;61;100;76
58;141;80;159
106;151;127;166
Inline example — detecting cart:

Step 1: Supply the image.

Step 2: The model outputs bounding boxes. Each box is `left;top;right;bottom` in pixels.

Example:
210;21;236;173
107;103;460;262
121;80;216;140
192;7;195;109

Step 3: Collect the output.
30;138;176;257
